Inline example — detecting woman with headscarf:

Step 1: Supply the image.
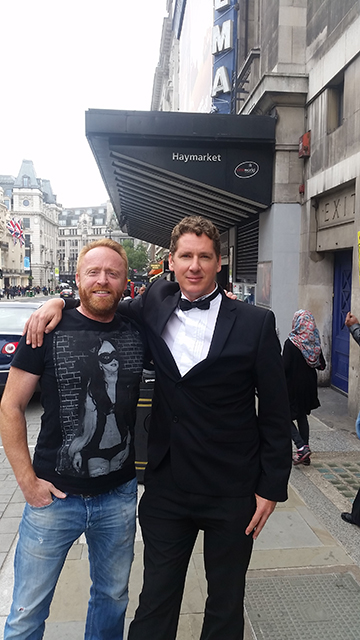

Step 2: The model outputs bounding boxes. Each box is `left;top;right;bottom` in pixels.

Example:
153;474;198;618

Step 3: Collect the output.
283;310;326;465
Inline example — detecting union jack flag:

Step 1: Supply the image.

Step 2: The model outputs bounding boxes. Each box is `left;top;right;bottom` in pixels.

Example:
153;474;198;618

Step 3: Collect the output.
6;217;25;247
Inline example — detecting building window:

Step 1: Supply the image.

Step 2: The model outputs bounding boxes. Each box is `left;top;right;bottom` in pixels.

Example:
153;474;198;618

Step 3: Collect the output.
327;74;344;133
22;176;29;187
23;218;30;228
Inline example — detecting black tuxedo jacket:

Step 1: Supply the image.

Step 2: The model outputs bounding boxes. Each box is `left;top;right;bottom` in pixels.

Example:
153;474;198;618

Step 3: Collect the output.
122;280;291;501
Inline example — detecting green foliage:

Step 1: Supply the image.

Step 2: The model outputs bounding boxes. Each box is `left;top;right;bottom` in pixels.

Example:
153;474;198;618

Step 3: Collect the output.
122;239;149;276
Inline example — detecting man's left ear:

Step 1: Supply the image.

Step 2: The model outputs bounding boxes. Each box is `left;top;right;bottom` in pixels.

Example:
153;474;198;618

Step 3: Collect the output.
75;273;79;287
168;253;175;272
217;257;222;273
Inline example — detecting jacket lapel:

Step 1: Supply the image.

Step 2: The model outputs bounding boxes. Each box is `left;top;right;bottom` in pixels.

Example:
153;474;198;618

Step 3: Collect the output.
155;289;181;335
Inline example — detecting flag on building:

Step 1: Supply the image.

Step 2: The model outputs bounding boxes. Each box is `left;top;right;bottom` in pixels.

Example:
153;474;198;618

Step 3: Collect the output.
6;217;25;247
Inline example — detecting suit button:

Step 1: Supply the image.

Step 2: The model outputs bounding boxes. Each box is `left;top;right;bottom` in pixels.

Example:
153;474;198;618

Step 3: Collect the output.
173;416;179;423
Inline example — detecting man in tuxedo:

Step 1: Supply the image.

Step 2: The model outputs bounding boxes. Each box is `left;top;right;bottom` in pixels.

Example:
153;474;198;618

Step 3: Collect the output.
24;216;292;640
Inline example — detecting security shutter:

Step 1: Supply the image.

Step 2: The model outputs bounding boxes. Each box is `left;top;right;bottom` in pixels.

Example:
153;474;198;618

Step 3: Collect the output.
235;217;259;282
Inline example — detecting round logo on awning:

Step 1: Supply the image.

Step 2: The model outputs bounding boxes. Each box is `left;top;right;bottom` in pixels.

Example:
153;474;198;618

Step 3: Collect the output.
234;161;259;179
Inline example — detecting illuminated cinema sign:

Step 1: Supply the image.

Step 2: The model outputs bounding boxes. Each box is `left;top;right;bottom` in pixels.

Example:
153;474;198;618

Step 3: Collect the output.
212;0;237;114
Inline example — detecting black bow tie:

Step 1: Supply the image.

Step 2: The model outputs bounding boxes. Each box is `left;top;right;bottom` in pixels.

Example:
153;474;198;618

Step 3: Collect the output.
179;288;220;312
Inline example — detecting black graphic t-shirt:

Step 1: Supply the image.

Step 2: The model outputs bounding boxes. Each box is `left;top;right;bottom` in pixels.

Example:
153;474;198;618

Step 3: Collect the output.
12;308;145;494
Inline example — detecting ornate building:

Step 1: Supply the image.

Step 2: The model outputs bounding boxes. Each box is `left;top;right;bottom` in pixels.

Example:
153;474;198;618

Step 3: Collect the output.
0;160;61;289
0;182;27;289
57;202;146;285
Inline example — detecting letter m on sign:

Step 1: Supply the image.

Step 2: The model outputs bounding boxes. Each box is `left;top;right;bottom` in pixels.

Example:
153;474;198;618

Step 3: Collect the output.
212;20;233;54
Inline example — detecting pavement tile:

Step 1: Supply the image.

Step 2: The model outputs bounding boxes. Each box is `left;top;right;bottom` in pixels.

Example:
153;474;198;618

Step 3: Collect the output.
46;558;90;623
245;571;360;640
2;502;24;518
44;621;85;639
0;533;17;553
0;518;22;534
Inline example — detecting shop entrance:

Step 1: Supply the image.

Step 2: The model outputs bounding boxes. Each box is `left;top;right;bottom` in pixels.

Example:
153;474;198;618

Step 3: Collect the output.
331;250;352;393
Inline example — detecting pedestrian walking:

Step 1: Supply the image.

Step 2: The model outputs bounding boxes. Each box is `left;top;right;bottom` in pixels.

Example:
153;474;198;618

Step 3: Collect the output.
283;309;326;466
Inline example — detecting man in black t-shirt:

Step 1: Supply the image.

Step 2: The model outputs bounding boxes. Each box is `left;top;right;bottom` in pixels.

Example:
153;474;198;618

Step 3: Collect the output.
0;239;144;640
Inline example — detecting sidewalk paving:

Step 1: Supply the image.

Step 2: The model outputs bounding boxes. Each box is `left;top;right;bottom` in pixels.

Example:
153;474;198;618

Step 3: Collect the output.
2;387;360;639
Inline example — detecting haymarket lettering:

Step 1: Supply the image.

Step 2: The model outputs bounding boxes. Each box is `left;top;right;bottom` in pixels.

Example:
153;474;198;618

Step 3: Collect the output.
172;152;222;163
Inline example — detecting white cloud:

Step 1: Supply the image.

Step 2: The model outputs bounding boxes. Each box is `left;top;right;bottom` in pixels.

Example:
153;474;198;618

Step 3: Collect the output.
0;0;167;207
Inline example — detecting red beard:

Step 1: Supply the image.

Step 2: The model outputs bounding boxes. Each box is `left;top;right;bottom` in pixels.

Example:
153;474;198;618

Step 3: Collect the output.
77;284;119;319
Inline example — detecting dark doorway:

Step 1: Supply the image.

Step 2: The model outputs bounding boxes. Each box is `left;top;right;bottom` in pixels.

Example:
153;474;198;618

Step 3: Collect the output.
217;264;229;290
331;250;352;393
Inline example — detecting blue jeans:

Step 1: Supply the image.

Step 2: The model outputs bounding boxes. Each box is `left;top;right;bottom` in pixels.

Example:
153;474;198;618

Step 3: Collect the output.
5;478;137;640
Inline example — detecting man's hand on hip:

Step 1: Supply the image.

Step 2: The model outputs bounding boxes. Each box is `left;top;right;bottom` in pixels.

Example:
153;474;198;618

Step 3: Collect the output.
23;476;67;508
245;494;276;540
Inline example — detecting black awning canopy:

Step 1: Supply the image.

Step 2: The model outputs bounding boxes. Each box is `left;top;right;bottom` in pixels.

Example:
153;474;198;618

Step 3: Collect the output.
86;110;275;248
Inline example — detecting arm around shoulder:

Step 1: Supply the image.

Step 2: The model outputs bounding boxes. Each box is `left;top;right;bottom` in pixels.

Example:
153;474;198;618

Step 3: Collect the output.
23;297;66;348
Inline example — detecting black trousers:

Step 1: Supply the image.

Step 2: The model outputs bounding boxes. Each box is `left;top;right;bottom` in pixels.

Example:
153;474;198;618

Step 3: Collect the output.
128;459;255;640
351;488;360;524
291;413;310;449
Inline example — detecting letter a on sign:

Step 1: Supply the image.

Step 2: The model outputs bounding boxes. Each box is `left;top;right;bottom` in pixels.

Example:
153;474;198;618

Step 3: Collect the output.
212;66;231;96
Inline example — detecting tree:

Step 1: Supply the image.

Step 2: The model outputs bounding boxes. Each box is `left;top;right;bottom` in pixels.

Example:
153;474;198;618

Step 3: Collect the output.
122;240;149;278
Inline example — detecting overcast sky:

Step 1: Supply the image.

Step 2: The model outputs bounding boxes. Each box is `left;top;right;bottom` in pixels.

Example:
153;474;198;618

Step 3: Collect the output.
0;0;167;207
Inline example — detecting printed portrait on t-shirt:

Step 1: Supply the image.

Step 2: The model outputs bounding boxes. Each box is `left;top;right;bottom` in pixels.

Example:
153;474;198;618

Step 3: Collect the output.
53;329;143;478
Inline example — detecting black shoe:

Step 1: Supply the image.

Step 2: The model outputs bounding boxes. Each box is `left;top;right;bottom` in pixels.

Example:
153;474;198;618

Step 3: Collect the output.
341;512;358;525
292;445;311;465
302;457;311;466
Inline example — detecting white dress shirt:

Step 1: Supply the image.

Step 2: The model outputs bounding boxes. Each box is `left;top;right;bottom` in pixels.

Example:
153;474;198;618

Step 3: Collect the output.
161;287;221;377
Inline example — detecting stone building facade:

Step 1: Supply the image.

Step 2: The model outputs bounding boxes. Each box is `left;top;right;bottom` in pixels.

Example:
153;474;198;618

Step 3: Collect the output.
0;175;31;289
57;202;133;285
0;160;61;290
0;160;145;293
152;0;360;417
